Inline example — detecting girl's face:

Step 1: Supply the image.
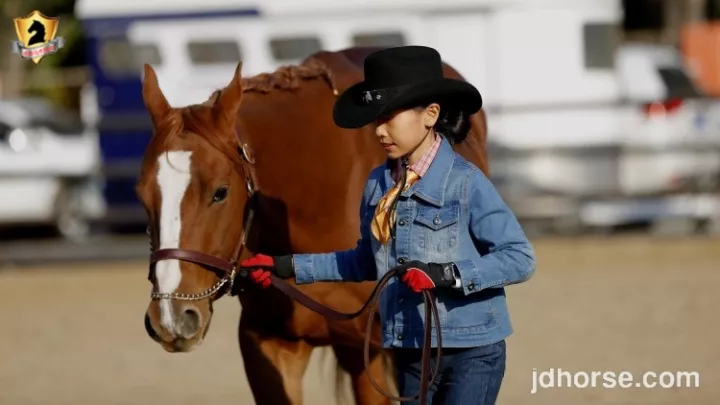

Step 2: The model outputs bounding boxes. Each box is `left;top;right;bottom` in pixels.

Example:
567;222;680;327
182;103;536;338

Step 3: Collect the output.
375;103;440;161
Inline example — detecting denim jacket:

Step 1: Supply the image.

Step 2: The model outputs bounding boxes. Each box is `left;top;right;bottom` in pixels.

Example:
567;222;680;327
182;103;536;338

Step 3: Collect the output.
293;137;536;349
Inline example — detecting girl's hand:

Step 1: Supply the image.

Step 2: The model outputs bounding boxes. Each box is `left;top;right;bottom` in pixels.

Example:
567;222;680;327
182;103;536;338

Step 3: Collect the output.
394;260;458;293
239;254;295;288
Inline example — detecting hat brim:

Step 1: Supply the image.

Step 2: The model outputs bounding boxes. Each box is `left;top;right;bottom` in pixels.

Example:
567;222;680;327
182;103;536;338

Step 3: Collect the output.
333;78;482;129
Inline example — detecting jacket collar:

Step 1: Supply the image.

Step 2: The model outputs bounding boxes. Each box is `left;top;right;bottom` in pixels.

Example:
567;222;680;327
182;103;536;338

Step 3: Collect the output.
379;135;454;207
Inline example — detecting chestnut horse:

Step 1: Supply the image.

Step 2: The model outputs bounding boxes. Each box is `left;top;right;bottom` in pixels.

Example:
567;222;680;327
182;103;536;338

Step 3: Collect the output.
137;47;489;405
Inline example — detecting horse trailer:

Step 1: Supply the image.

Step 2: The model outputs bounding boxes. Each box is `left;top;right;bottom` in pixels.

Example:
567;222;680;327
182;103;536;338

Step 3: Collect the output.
75;0;720;233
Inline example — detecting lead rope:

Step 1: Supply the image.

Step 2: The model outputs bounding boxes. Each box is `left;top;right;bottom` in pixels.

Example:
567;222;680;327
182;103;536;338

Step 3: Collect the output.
268;268;442;403
361;273;442;403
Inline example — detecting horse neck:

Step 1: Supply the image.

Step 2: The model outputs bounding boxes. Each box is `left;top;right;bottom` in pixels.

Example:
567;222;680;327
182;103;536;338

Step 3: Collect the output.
234;92;305;256
235;87;370;256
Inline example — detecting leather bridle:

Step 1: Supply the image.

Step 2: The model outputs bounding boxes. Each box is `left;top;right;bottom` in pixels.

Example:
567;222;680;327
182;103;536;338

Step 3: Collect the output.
147;141;257;302
146;130;442;403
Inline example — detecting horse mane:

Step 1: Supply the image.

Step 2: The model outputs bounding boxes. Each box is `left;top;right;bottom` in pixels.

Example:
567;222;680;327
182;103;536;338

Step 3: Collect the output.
242;57;338;95
151;57;338;167
202;57;338;104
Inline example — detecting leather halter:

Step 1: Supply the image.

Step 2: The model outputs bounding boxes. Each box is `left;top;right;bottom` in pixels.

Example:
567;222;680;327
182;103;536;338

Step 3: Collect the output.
147;134;258;302
147;129;441;403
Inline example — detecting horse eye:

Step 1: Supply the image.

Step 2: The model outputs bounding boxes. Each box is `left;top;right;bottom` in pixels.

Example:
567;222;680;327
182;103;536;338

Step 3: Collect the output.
213;186;228;203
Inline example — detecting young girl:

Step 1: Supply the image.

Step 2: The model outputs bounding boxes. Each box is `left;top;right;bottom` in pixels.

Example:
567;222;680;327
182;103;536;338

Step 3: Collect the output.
239;45;536;405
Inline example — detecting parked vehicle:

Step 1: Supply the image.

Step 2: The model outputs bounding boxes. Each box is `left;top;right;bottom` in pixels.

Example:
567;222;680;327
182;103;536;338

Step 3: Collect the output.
0;98;106;241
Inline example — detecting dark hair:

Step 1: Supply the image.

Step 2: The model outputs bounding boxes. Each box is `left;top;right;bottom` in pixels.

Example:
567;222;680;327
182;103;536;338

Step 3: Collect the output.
410;98;472;144
433;105;471;144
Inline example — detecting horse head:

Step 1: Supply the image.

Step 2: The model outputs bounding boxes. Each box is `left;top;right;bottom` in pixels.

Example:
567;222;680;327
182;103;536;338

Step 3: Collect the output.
137;62;250;352
27;20;46;45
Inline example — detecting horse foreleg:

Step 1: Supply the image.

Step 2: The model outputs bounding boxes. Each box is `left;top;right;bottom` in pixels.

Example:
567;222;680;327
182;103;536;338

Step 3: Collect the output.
238;319;313;405
333;345;393;405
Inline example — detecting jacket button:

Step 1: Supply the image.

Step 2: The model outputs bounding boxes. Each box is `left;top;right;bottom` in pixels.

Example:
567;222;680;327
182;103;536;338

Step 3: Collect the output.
398;257;407;264
397;334;404;340
433;217;442;225
398;219;406;226
467;282;475;291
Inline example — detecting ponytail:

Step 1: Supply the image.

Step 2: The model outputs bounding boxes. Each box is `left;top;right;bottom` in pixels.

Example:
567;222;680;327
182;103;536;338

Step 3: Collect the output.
410;97;473;144
434;106;471;144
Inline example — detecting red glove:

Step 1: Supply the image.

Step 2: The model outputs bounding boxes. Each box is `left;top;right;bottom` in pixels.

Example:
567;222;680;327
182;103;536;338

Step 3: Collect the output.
240;254;274;288
239;254;295;289
395;260;458;293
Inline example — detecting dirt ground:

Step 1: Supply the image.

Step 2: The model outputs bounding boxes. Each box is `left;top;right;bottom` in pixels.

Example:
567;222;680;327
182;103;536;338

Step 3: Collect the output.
1;235;718;405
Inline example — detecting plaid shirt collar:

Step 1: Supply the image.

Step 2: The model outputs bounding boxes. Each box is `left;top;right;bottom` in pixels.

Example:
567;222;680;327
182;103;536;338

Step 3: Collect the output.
391;134;442;181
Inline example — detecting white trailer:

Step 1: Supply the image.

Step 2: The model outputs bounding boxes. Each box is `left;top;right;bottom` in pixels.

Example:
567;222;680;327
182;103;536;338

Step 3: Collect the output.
75;0;720;232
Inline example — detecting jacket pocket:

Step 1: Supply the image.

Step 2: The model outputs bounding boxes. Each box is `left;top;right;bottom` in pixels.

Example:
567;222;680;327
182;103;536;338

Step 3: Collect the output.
413;202;460;258
414;203;459;230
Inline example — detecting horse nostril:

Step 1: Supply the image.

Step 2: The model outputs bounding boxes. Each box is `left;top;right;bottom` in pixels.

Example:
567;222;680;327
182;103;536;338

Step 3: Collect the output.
144;312;162;343
177;307;202;339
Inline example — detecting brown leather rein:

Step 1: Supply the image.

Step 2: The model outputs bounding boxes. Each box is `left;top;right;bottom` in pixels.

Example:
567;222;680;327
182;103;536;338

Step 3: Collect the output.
147;140;442;403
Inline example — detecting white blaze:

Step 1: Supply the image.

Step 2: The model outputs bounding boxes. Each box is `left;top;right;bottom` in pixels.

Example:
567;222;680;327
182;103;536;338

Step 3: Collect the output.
156;151;192;333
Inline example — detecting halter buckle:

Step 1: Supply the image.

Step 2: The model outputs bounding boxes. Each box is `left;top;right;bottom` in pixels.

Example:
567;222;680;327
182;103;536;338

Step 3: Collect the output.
228;267;237;291
241;143;255;164
246;175;255;195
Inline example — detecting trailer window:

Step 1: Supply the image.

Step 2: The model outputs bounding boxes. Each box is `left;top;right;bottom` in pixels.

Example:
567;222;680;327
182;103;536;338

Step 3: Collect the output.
99;40;163;76
187;40;242;64
352;32;406;47
583;23;619;69
134;43;162;66
99;39;136;77
269;36;322;61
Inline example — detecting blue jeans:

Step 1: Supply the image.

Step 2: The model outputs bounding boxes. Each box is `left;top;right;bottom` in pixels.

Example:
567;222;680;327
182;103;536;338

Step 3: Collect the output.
393;340;506;405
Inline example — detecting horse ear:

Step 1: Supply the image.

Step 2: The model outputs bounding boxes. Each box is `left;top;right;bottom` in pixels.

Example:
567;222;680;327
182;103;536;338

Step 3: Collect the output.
142;63;172;126
215;61;244;124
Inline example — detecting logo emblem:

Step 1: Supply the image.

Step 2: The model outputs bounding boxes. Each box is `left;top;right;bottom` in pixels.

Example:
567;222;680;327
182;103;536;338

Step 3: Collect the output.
11;10;65;64
361;89;387;105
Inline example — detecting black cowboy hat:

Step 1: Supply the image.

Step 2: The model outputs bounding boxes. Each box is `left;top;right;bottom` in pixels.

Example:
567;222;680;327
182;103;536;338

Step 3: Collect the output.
333;45;482;129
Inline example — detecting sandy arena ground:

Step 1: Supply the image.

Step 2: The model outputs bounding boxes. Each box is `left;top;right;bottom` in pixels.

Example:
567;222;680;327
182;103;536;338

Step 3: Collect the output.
1;235;718;405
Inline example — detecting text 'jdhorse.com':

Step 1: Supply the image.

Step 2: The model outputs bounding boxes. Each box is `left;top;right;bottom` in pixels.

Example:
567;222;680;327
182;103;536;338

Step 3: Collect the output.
530;368;701;394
